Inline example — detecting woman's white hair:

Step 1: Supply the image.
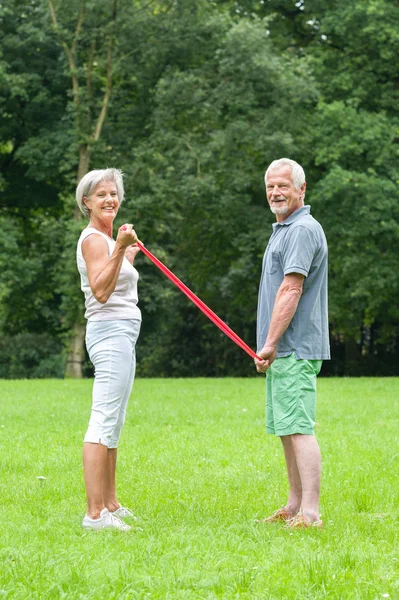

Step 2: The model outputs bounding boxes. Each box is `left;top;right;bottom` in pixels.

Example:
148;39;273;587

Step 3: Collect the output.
264;158;306;196
76;168;125;219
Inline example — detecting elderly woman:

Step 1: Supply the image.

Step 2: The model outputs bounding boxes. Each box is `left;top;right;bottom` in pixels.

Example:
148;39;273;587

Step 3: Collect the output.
76;168;141;531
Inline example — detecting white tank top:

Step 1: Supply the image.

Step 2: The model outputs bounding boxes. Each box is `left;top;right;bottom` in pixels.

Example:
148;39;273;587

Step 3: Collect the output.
76;227;142;322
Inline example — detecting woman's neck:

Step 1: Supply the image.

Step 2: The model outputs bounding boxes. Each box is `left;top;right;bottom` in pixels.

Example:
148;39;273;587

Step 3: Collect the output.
88;218;113;239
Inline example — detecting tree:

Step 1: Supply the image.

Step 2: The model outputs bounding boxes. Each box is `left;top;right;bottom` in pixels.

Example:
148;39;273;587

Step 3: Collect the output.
6;0;181;376
130;14;318;375
45;0;135;376
2;0;398;376
305;0;399;366
0;0;68;345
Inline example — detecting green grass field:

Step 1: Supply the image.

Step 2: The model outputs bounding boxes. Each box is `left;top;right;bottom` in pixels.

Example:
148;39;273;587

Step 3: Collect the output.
1;377;398;599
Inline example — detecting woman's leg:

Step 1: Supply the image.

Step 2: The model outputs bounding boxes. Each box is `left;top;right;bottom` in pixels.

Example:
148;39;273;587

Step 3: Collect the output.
104;320;140;511
84;321;133;518
103;448;118;512
83;442;108;518
103;364;132;511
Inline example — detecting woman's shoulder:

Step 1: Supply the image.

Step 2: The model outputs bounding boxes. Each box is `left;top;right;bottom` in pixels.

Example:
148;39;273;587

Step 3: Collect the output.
78;228;112;257
79;228;111;244
79;227;106;238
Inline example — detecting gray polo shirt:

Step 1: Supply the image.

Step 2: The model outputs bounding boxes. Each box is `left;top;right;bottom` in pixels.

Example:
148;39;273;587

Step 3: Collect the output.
257;205;330;360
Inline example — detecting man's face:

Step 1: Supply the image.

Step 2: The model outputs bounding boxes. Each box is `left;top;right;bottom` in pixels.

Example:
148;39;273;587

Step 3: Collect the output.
266;165;306;222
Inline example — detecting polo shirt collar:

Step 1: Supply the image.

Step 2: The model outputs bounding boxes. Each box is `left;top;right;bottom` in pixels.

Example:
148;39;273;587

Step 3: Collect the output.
272;205;311;230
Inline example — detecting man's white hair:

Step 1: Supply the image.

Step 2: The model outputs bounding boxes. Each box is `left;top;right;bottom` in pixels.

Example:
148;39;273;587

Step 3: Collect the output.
76;168;125;219
264;158;306;195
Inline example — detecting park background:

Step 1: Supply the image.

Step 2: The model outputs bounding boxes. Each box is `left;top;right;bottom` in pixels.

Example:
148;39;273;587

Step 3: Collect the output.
2;3;399;599
1;0;398;379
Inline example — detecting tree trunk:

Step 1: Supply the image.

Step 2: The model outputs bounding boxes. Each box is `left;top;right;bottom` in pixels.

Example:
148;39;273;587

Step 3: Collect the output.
77;144;90;182
65;320;86;378
74;144;91;217
50;0;117;378
65;144;91;378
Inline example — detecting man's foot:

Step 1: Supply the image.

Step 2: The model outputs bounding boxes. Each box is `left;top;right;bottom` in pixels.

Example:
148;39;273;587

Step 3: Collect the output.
82;508;131;531
284;511;323;529
110;505;137;520
257;506;297;523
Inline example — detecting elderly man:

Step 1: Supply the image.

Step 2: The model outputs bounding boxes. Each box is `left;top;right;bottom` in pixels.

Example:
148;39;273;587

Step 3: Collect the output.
255;158;330;528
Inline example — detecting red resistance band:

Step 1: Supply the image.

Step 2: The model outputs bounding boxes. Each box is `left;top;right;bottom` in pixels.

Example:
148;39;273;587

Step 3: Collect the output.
136;241;262;362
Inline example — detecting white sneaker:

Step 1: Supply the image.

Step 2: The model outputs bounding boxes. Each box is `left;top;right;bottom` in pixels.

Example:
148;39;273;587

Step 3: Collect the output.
111;506;137;520
82;508;131;531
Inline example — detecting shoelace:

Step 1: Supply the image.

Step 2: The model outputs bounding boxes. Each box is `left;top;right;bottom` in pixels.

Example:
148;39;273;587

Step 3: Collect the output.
109;513;129;529
115;507;135;518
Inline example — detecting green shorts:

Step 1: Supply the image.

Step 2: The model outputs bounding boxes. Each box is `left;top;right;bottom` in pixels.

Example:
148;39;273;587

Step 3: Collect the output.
266;353;322;436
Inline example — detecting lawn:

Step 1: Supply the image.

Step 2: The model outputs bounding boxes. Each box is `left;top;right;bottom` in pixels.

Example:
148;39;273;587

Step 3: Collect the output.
0;377;398;599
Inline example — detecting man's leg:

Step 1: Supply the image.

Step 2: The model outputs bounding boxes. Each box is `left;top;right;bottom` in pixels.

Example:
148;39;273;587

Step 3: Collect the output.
290;433;321;522
280;435;302;516
263;362;302;521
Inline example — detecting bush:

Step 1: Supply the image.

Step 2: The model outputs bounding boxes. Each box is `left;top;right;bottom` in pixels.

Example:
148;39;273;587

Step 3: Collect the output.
0;333;65;379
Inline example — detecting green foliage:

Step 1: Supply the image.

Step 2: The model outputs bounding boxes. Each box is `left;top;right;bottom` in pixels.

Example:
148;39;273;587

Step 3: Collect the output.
129;14;318;374
54;195;88;330
0;213;64;334
308;0;399;114
0;333;64;378
0;0;398;375
0;0;72;185
311;166;399;340
300;0;399;353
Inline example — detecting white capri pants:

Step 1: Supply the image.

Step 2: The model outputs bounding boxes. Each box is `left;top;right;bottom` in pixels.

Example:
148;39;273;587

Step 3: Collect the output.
84;319;141;448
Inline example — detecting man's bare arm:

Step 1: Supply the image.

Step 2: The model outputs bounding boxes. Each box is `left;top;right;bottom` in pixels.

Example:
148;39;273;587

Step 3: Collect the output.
255;272;304;372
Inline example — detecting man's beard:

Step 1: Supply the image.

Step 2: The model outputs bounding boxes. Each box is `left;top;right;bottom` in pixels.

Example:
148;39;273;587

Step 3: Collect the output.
270;203;289;216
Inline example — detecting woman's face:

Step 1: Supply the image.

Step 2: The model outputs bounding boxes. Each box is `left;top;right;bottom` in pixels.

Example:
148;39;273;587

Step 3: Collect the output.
84;179;120;223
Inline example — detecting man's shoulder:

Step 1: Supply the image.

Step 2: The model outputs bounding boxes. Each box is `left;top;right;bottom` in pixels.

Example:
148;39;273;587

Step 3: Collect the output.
290;214;326;239
291;212;322;229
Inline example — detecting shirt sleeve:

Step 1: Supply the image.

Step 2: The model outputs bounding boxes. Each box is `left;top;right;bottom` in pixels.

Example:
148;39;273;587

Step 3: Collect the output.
282;225;318;277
